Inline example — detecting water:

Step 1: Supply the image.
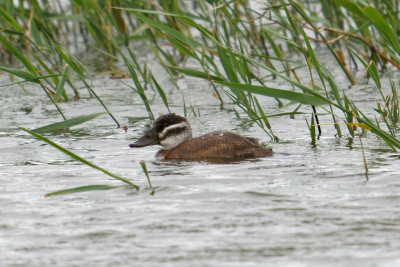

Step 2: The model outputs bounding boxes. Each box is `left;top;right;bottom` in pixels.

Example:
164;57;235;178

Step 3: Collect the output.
2;58;400;266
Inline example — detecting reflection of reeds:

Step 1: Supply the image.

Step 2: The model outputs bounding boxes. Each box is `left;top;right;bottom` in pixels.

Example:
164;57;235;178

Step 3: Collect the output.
2;1;400;194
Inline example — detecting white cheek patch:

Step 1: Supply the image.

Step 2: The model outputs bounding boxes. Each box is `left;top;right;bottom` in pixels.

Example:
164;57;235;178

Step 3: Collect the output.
159;122;192;150
159;122;188;139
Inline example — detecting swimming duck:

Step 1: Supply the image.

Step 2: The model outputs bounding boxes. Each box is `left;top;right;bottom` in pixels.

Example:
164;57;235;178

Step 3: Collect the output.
129;113;273;160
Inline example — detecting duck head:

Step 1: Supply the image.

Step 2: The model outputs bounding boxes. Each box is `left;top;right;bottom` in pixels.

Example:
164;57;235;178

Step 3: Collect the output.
129;113;193;150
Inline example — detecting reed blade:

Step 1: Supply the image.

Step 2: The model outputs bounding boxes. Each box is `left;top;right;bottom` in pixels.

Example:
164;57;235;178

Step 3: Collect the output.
32;112;106;133
20;128;139;190
45;185;126;197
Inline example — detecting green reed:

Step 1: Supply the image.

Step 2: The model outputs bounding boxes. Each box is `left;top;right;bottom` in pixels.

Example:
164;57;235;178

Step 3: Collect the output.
2;0;400;151
21;128;139;196
128;1;400;149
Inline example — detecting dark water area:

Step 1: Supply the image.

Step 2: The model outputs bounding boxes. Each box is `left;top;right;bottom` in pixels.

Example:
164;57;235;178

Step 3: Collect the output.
1;51;400;267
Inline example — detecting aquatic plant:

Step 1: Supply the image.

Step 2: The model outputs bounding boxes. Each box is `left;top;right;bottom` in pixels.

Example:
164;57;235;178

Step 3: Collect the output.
21;128;139;196
2;0;400;194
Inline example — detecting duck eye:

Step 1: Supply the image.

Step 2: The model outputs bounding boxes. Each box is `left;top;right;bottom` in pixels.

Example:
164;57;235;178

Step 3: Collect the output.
156;122;171;131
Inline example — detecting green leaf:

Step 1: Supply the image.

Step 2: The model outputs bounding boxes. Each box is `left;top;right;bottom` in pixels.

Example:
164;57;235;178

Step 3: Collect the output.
0;34;38;75
140;160;153;188
217;82;330;106
20;128;139;190
0;7;23;32
0;74;64;87
54;44;86;78
30;20;43;48
281;0;299;36
254;96;271;129
320;65;343;107
299;25;323;82
335;0;366;18
32;112;106;133
149;71;170;112
54;65;69;102
115;7;179;17
350;50;381;89
133;12;202;48
45;184;126;197
0;66;39;83
168;66;224;81
357;110;400;150
363;6;400;55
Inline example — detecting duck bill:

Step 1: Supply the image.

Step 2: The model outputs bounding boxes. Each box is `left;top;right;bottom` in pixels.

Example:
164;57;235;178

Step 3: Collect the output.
129;127;160;148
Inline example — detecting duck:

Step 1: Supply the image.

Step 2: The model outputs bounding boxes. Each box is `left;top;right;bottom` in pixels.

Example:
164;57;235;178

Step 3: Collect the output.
129;113;273;160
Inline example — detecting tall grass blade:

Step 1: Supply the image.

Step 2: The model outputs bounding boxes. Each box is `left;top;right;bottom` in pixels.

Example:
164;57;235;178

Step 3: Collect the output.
149;71;170;113
45;185;126;197
168;66;224;81
217;82;329;106
363;6;400;55
350;50;381;89
32;112;106;133
335;0;366;18
0;34;38;75
140;160;153;189
0;66;39;83
134;12;202;48
0;74;63;87
54;65;69;102
21;128;139;190
0;7;23;32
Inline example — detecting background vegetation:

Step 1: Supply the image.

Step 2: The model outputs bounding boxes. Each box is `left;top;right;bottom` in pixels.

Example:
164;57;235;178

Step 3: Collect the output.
1;0;400;193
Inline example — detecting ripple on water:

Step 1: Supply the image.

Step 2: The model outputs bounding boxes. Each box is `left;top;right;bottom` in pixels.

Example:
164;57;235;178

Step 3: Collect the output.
2;63;400;266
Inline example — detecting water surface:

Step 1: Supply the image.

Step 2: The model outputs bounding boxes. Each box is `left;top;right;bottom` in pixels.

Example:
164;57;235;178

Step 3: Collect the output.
1;56;400;267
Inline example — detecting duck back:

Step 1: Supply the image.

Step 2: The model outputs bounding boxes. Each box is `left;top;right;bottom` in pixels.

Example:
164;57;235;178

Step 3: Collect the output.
157;131;273;159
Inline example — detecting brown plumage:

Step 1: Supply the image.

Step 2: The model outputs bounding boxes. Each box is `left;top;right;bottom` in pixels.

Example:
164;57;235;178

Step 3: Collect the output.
156;131;273;159
129;114;273;160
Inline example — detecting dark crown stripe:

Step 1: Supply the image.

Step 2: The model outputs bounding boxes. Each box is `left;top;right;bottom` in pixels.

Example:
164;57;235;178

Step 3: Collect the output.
154;113;187;125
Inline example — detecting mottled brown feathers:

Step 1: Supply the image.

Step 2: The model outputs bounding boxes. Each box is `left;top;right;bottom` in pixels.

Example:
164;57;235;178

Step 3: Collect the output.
130;114;273;160
156;130;273;159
